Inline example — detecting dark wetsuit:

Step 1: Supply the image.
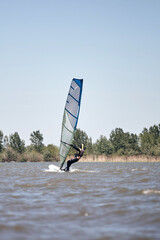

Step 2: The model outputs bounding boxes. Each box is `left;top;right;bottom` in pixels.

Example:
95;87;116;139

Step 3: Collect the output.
65;145;84;171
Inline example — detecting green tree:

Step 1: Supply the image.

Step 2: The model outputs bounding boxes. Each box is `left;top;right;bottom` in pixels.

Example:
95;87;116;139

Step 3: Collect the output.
87;137;93;154
139;128;151;154
110;128;140;155
43;144;59;161
95;135;113;155
149;124;160;145
9;132;25;154
139;124;160;155
109;128;126;154
124;133;140;155
30;130;44;153
3;135;9;148
0;131;4;152
3;147;19;162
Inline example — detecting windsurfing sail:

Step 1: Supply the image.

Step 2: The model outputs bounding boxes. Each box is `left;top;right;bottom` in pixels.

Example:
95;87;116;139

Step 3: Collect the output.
59;78;83;169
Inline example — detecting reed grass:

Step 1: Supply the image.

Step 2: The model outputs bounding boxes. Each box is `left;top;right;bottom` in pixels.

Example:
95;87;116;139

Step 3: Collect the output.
79;155;160;162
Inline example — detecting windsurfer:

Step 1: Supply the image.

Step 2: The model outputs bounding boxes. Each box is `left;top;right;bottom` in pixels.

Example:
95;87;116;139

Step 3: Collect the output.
63;143;84;171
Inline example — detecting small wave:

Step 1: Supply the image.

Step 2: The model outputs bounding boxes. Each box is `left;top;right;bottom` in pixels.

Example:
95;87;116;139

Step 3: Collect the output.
44;169;62;173
111;187;129;194
71;168;99;173
143;189;160;195
131;168;147;171
140;178;149;183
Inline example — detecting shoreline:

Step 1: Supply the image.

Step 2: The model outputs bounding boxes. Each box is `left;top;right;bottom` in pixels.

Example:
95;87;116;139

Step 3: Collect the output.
1;155;160;163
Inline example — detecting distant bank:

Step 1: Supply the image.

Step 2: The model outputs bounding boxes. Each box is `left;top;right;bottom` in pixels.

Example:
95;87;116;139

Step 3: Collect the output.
1;153;160;163
79;155;160;162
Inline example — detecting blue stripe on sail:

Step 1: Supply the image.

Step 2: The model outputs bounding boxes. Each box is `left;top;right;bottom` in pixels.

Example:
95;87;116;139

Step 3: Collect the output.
68;93;79;103
74;79;83;129
65;108;77;120
73;78;83;89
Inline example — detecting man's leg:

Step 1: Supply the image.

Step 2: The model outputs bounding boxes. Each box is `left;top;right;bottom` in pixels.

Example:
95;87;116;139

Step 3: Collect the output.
65;157;79;171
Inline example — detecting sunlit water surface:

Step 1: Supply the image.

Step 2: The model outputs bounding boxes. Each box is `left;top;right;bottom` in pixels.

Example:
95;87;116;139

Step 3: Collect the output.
0;162;160;240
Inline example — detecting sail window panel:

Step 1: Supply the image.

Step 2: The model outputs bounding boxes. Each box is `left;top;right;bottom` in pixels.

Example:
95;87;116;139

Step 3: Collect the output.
68;114;77;129
69;81;80;102
66;95;79;119
60;142;69;158
61;124;73;144
60;127;73;162
63;111;74;133
60;145;69;161
60;144;66;158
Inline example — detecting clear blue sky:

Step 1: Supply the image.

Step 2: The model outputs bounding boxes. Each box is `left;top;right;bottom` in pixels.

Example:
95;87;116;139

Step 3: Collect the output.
0;0;160;146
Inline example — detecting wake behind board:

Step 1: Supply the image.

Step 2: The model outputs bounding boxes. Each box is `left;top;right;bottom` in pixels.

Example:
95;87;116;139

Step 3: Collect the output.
45;164;62;172
44;164;98;173
45;164;75;173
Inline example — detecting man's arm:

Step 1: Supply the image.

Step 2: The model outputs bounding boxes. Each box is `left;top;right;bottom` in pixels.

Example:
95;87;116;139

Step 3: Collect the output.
61;141;79;151
70;144;80;152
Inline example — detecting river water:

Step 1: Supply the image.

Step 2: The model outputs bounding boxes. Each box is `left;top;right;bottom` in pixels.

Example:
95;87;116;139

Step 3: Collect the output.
0;162;160;240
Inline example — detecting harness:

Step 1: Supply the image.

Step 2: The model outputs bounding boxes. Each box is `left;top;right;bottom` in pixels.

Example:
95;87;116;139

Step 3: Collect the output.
75;147;84;159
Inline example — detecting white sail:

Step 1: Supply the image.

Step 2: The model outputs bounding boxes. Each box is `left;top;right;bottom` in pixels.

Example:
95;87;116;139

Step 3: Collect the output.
59;78;83;169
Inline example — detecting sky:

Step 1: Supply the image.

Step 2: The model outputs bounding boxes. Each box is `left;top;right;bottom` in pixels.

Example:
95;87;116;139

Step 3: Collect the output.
0;0;160;146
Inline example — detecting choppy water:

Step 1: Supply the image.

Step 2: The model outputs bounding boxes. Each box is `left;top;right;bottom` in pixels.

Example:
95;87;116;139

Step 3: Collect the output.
0;162;160;240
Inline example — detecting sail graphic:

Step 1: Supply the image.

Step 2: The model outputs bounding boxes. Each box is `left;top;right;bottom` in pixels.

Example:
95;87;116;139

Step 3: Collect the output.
59;78;83;169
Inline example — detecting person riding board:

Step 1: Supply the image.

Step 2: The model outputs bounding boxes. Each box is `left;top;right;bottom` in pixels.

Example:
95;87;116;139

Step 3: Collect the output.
61;142;84;171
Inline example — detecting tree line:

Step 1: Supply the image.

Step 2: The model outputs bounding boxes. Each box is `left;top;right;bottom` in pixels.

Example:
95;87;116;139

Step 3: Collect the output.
0;130;59;162
70;124;160;157
0;123;160;162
